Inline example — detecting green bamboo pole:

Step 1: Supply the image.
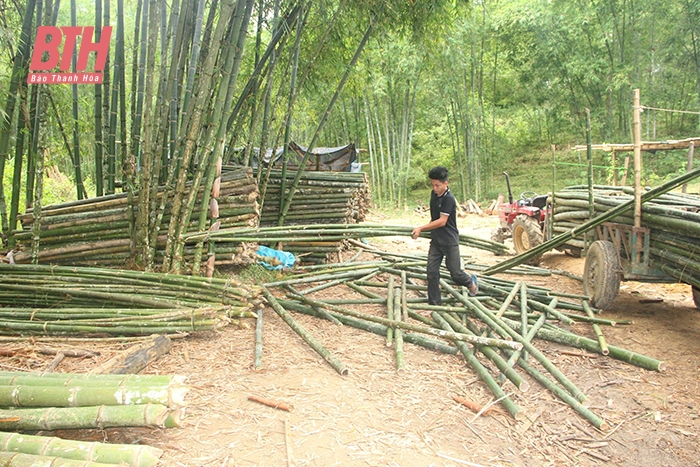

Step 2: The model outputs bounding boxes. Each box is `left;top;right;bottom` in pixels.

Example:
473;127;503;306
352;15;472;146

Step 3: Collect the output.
254;306;263;370
0;404;180;431
386;276;394;346
432;313;523;420
263;287;348;376
394;287;405;370
501;317;664;371
287;292;523;350
440;312;529;392
503;349;609;431
278;299;459;355
0;451;115;467
583;300;609;355
0;432;163;467
441;279;589;406
0;384;187;407
0;372;180;387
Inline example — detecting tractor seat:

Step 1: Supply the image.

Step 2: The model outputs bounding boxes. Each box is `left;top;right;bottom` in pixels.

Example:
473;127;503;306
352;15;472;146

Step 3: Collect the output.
531;195;548;209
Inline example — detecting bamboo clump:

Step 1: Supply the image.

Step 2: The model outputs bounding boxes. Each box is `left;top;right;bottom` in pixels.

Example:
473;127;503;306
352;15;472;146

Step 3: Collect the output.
550;185;700;288
260;244;665;431
0;371;187;466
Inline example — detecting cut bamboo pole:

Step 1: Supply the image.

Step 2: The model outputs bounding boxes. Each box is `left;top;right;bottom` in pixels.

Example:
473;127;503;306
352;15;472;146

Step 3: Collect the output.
263;287;348;376
0;404;180;431
433;313;523;420
0;431;163;467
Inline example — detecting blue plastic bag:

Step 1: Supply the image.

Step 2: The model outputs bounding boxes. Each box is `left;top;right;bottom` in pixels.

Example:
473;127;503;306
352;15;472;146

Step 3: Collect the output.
255;245;296;270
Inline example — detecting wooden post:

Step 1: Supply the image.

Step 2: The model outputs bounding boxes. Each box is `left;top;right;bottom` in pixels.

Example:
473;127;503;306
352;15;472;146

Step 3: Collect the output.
611;150;617;186
682;142;695;194
633;89;642;229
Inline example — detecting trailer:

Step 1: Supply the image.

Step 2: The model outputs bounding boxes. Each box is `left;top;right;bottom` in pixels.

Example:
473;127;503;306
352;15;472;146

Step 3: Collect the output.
569;93;700;309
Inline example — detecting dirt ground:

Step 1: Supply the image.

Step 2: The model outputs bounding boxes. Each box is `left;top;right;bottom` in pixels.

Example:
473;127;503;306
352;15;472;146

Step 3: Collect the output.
3;212;700;467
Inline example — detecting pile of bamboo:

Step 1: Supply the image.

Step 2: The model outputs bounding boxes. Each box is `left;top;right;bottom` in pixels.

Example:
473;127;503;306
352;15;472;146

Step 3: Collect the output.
551;186;700;288
0;371;185;466
259;244;664;431
184;223;510;265
12;167;259;267
0;264;259;337
251;168;371;226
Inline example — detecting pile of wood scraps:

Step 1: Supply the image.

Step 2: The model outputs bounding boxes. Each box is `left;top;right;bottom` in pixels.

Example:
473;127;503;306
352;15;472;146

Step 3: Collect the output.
258;244;664;431
458;199;484;216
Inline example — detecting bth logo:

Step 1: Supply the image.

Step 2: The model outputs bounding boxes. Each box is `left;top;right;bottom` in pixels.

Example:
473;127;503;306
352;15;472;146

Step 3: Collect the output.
27;26;112;85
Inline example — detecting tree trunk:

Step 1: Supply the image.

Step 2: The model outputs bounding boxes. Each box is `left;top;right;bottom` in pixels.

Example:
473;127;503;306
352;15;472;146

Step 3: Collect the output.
0;0;37;236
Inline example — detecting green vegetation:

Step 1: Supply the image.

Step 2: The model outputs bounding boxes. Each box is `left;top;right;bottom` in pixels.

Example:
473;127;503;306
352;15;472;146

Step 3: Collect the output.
1;0;699;255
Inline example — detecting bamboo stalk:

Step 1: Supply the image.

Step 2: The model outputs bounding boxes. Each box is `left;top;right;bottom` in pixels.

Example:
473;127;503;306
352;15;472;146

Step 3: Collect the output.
0;431;163;467
441;279;589;406
287;292;523;350
394;287;404;370
0;404;180;431
262;287;348;376
432;313;523;420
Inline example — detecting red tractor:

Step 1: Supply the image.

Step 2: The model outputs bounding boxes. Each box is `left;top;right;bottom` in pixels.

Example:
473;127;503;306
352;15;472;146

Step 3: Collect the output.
491;172;549;263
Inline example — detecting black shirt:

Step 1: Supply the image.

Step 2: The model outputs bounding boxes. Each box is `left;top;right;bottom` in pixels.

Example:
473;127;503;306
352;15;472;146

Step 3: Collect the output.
429;188;460;246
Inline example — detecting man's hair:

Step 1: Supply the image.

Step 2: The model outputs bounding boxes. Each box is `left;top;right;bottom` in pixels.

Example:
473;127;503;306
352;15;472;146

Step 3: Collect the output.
428;166;449;182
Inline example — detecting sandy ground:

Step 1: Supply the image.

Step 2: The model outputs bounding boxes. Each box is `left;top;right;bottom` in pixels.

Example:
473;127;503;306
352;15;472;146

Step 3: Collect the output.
3;211;700;467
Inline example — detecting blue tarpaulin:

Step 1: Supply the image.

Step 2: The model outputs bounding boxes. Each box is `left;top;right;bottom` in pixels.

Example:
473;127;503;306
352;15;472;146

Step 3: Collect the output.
255;245;296;270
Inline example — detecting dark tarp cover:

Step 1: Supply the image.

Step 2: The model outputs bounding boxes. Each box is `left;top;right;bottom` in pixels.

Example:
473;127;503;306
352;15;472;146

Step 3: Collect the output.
243;141;358;172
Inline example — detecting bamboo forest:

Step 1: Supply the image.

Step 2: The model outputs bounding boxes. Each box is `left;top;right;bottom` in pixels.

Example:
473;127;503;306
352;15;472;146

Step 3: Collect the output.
2;1;700;259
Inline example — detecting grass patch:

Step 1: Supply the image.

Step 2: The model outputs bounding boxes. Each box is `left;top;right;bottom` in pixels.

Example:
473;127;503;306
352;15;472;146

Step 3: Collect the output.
224;263;292;286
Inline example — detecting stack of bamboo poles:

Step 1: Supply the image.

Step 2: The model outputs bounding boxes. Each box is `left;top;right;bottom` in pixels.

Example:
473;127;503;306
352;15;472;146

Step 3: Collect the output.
0;264;259;337
251;168;371;225
12;167;259;267
184;223;510;265
0;371;185;466
259;245;664;431
551;185;700;288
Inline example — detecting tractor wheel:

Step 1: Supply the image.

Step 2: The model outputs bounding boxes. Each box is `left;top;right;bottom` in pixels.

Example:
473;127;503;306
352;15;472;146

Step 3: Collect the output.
693;287;700;309
511;215;544;264
583;240;621;310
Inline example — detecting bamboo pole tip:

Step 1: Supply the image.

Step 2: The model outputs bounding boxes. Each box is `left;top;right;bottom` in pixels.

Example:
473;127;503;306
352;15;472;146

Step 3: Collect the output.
519;381;531;393
602;349;610;356
599;421;611;432
658;362;666;372
580;399;591;408
514;411;528;422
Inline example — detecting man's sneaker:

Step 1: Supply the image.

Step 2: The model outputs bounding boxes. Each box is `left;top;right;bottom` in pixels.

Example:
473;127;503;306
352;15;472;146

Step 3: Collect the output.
467;275;479;297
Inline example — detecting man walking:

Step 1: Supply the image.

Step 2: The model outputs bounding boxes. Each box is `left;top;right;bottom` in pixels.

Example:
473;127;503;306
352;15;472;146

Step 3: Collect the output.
411;166;478;305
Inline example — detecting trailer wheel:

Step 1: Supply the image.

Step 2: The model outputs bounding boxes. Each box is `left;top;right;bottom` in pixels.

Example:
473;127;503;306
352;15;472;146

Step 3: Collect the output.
693;287;700;309
583;240;621;310
512;215;544;264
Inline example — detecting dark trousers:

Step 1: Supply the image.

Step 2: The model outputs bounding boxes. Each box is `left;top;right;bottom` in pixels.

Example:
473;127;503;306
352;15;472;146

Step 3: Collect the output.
427;242;473;305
